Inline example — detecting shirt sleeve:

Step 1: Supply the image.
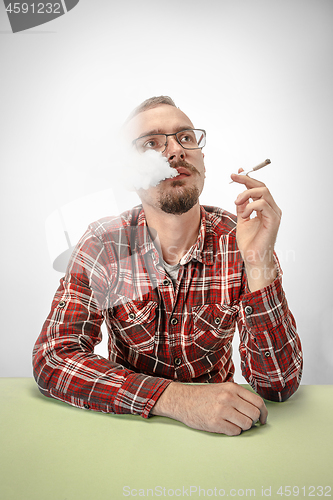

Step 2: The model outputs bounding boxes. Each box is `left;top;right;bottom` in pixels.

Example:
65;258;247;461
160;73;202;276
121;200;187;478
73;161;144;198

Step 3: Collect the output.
32;227;171;419
237;257;303;402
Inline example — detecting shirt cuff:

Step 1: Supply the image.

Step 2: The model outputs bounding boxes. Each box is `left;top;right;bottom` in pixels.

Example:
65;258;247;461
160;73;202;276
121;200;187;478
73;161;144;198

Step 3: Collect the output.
240;273;289;333
113;372;172;419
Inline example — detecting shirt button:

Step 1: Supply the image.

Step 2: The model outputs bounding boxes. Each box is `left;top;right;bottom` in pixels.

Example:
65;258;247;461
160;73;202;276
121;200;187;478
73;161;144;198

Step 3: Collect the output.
174;357;182;366
265;351;271;357
128;313;136;320
171;317;178;325
214;317;221;325
163;279;170;286
83;403;90;409
58;300;66;308
244;305;253;316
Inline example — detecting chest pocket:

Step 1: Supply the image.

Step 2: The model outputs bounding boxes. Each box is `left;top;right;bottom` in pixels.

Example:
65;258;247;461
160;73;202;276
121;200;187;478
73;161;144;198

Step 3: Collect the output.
191;303;239;352
111;299;158;353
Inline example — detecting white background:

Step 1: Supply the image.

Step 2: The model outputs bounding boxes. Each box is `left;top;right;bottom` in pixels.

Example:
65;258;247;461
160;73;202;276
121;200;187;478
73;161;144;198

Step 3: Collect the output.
0;0;332;383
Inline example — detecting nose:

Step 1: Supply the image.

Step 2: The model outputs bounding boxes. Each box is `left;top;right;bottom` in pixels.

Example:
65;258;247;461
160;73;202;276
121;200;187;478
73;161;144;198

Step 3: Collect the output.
164;135;185;162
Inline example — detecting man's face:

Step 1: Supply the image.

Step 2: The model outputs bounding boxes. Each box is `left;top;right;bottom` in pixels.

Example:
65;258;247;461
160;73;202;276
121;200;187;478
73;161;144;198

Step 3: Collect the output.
126;104;206;215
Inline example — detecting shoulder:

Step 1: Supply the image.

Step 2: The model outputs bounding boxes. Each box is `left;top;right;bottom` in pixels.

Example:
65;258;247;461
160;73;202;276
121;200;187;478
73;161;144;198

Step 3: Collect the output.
87;205;143;240
202;205;237;237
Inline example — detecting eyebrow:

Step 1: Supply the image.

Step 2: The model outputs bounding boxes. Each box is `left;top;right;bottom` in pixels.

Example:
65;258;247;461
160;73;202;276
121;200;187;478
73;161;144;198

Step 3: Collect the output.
137;126;194;140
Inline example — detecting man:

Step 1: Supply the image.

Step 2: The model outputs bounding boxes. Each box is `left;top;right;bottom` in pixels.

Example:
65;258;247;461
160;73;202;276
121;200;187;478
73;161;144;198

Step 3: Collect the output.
33;96;303;436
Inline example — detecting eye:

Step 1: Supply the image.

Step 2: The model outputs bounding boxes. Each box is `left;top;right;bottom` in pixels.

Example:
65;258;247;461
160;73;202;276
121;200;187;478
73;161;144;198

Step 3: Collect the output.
143;139;157;149
139;135;165;152
181;135;191;143
179;131;196;145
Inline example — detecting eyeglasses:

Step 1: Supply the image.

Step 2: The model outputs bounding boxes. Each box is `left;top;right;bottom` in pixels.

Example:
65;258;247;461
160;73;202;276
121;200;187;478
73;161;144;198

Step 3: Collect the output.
133;129;206;153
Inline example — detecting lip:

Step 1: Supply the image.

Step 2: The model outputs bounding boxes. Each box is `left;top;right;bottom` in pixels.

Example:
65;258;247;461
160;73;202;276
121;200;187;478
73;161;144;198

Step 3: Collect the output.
165;168;191;182
174;167;191;177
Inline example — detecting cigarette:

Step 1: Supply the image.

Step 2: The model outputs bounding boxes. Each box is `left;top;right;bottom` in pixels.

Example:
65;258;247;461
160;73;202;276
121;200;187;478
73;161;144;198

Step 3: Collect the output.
229;159;271;183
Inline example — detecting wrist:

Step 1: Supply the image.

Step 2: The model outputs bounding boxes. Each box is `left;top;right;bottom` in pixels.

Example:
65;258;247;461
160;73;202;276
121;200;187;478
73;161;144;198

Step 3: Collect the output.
151;382;181;417
151;382;194;420
244;261;277;292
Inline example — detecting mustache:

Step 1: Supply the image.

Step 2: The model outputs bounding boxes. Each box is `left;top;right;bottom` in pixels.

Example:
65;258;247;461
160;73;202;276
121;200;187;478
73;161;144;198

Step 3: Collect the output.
169;159;200;175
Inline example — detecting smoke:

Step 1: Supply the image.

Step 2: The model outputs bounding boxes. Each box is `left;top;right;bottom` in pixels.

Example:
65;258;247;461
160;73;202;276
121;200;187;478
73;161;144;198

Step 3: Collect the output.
117;148;179;191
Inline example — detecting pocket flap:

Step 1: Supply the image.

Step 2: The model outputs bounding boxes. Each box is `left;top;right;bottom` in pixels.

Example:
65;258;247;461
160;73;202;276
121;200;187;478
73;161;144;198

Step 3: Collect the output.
114;299;158;324
192;303;239;331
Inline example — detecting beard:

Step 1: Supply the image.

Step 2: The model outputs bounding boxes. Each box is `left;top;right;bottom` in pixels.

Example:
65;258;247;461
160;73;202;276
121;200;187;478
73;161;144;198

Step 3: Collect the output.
158;160;201;215
158;182;200;215
138;159;202;215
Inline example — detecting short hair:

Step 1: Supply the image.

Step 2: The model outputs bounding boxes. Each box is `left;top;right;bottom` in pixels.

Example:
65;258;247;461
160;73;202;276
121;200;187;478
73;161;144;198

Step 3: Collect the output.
126;96;177;122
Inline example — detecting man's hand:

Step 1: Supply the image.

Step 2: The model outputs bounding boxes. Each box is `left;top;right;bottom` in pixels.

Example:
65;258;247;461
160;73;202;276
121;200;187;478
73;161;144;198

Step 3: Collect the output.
231;171;282;292
151;382;267;436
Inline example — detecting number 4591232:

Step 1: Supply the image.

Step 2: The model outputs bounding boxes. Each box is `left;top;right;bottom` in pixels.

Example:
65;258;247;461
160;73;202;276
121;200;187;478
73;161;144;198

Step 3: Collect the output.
277;486;331;496
5;3;61;14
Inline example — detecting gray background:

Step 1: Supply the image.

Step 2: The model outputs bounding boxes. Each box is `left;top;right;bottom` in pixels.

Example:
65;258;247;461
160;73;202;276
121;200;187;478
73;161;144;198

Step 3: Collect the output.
1;0;332;383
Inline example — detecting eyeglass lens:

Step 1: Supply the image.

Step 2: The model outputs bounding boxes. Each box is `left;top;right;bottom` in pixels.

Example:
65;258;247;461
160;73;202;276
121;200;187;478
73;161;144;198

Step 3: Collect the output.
136;129;206;153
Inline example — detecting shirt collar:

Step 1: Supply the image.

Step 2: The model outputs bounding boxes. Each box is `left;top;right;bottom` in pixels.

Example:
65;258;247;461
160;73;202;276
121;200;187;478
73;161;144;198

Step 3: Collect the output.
134;205;214;266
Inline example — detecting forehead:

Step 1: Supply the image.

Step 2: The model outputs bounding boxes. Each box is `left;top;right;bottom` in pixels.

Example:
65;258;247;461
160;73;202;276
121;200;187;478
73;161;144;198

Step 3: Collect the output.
126;104;194;140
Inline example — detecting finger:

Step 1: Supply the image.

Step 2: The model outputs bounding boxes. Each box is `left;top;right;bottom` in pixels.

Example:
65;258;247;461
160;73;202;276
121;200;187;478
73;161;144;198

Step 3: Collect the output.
216;419;243;436
235;187;275;206
235;199;254;222
238;167;245;174
237;198;281;222
223;408;253;433
220;390;267;431
235;399;262;426
259;406;268;425
231;172;265;189
235;187;282;219
236;386;268;425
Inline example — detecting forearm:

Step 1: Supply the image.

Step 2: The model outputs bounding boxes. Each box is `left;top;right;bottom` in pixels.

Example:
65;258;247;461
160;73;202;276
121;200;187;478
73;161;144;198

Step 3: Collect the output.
33;326;170;417
151;381;191;419
244;260;278;293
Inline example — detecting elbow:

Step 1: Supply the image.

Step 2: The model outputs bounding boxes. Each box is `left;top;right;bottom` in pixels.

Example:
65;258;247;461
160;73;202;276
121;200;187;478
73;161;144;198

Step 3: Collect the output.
278;383;301;402
264;388;297;403
258;372;302;403
32;342;52;398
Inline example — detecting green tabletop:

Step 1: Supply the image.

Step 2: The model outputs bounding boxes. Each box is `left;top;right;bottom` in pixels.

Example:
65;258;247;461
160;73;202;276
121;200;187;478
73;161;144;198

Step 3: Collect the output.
0;379;332;500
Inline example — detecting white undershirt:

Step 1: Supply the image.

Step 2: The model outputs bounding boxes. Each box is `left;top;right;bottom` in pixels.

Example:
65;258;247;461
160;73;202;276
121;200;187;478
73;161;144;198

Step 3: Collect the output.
163;260;180;285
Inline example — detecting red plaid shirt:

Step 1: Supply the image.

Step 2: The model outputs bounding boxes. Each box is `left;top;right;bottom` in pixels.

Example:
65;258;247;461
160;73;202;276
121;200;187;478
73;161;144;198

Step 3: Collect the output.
33;205;303;418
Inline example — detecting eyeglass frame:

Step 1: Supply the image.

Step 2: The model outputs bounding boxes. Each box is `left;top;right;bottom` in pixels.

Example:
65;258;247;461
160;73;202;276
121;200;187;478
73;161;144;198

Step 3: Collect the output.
132;128;206;153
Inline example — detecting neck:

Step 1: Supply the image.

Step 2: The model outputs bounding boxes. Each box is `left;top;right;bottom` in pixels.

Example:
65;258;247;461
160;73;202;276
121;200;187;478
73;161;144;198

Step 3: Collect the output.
142;202;201;265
